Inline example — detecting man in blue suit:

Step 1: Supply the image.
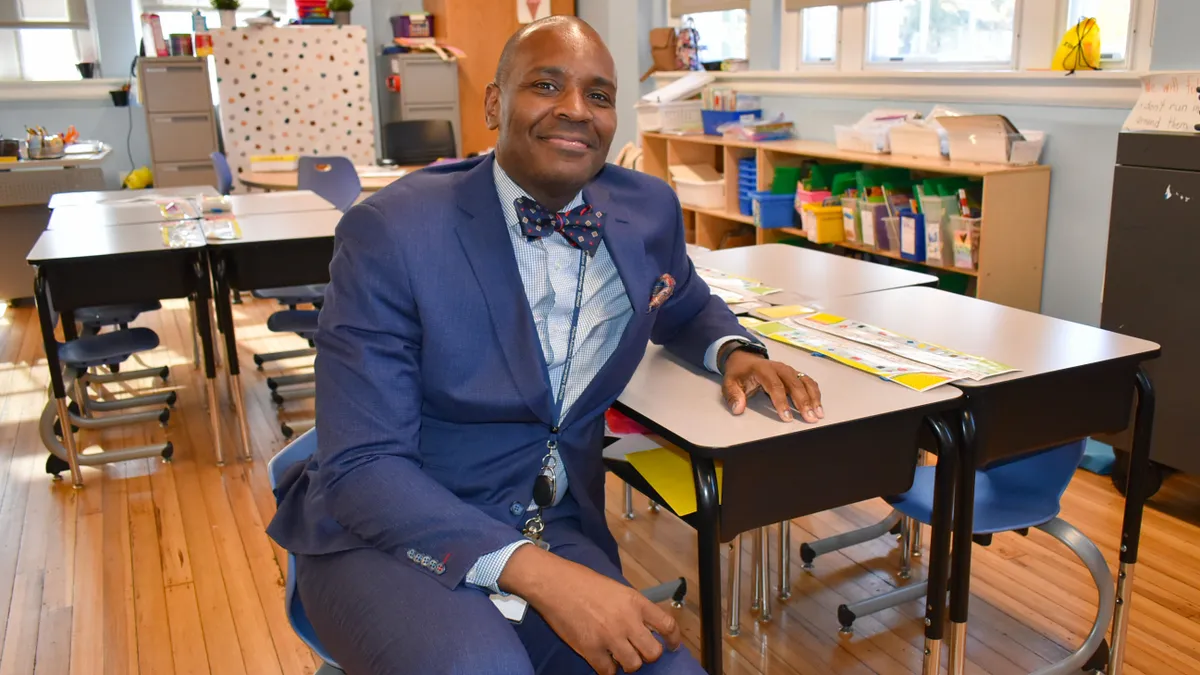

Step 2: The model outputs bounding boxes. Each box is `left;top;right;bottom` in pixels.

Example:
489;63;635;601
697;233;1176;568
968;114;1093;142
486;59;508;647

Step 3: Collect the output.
268;15;823;675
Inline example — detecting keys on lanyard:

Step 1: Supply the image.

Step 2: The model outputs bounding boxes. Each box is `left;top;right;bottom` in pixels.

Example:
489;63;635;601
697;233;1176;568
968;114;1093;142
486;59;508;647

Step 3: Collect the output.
521;249;588;551
522;447;557;550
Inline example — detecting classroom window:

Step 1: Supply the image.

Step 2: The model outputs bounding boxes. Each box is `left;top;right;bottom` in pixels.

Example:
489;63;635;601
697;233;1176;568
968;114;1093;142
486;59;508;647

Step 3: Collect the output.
866;0;1018;66
0;28;87;80
1066;0;1132;62
801;5;839;64
681;9;749;63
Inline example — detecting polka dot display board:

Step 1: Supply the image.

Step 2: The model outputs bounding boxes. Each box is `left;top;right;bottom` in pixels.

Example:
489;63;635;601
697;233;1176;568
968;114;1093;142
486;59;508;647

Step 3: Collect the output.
209;25;376;192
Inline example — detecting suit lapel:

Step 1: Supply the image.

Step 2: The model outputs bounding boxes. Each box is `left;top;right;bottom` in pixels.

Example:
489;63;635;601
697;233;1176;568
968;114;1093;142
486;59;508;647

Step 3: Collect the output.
561;180;652;427
453;155;553;425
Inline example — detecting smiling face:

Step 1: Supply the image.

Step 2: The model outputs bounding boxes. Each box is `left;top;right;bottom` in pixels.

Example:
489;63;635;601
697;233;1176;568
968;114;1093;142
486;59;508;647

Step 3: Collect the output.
485;18;617;209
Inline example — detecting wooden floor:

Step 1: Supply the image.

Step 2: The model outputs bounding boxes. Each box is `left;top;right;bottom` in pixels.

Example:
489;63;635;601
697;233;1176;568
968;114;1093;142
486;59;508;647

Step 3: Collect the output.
1;297;1199;675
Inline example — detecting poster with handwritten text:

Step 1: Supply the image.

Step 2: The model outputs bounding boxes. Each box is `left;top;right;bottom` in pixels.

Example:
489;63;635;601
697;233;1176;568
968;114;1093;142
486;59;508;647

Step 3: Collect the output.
1122;72;1200;134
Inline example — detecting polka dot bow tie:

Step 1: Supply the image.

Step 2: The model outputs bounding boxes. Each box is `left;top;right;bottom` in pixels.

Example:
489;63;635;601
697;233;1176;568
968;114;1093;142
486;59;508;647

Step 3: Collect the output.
515;196;606;256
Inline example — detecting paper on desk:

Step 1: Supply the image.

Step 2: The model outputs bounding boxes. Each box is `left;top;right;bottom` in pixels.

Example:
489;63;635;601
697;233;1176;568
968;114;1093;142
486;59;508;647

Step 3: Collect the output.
754;304;816;320
751;320;962;392
625;442;723;517
1122;71;1200;133
696;266;781;303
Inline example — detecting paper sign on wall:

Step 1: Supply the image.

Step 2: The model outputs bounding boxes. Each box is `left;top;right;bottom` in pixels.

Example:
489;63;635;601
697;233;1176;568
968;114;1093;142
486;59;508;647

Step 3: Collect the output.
1122;72;1200;134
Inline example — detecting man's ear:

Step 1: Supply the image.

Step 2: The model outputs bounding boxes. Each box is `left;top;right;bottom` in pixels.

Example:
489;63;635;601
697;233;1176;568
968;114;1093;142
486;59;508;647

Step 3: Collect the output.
484;82;500;131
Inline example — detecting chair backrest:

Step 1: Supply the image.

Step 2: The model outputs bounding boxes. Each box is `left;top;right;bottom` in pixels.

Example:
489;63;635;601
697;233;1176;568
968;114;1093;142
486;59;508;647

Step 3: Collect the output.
298;156;361;212
383;120;456;165
984;439;1088;505
267;427;343;670
211;151;234;195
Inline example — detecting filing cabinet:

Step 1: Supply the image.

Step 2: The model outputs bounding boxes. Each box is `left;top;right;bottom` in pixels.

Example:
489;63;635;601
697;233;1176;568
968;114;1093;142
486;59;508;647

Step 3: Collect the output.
1098;130;1200;492
378;53;461;158
138;56;220;190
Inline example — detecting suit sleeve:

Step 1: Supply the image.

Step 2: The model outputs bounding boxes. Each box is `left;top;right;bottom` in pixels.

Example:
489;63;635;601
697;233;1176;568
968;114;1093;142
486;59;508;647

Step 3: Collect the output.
313;202;524;591
649;189;758;367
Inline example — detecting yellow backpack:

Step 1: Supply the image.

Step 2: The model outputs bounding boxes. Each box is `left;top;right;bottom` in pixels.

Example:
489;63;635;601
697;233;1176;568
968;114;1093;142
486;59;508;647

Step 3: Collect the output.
1053;17;1102;72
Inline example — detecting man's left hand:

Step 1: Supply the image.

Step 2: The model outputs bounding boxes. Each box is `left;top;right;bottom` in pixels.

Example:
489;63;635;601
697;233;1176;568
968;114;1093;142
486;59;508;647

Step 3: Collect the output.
721;349;823;423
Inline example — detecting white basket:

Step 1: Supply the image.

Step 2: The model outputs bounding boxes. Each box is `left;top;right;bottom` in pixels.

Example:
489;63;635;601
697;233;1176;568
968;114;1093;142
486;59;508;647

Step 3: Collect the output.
889;124;946;159
674;177;724;210
834;124;892;154
636;100;703;134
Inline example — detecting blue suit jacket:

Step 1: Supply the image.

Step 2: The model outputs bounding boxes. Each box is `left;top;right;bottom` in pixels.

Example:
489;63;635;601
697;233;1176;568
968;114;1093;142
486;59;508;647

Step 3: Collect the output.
267;153;753;590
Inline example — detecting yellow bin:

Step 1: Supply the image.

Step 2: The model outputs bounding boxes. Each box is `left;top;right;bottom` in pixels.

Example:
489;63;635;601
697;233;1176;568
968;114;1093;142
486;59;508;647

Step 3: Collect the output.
800;203;845;244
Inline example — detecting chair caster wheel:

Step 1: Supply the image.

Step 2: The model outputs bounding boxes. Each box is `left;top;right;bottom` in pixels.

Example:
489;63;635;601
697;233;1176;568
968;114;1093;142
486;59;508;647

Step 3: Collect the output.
837;604;856;634
161;443;174;463
838;625;854;637
253;355;265;370
281;423;294;439
267;378;279;391
159;366;170;382
671;601;683;609
165;391;178;408
898;568;912;580
271;391;284;406
45;454;71;478
159;408;171;427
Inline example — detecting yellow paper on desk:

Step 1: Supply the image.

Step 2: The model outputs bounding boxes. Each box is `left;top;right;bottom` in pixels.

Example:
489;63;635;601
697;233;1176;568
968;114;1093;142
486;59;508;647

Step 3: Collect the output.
625;444;723;517
756;304;816;320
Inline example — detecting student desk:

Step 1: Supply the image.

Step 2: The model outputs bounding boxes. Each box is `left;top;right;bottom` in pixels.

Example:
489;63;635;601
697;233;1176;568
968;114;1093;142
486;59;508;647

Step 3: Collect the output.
47;185;220;209
25;223;222;484
693;243;938;300
815;287;1160;675
206;210;343;460
612;343;962;675
46;191;335;230
238;164;423;192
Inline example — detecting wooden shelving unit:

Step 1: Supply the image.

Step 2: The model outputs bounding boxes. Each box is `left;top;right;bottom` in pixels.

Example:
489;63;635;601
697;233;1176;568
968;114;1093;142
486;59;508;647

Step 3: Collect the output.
641;131;1051;311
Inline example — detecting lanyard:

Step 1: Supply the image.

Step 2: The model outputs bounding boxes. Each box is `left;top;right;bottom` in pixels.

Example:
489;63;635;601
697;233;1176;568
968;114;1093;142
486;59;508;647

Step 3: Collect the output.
549;245;589;441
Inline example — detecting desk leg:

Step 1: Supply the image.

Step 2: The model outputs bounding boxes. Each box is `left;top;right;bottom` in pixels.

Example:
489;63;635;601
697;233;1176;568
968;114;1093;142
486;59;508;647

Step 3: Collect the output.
921;415;958;675
34;270;83;488
1110;369;1155;675
211;252;254;462
947;411;978;675
191;255;223;466
692;456;723;675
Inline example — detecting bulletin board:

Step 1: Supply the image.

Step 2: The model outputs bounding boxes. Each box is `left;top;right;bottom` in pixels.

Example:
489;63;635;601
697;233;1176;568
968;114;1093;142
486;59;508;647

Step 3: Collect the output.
210;25;376;191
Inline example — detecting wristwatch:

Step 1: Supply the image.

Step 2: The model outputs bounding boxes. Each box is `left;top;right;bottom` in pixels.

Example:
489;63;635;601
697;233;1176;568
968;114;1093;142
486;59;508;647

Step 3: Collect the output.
717;338;769;375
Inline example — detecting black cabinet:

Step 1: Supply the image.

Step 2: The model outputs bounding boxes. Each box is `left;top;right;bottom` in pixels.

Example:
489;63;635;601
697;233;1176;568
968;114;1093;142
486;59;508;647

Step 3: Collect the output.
1100;131;1200;476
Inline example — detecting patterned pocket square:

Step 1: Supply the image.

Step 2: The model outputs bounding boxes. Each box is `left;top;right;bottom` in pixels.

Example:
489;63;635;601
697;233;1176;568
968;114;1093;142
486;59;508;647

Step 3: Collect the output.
649;273;675;311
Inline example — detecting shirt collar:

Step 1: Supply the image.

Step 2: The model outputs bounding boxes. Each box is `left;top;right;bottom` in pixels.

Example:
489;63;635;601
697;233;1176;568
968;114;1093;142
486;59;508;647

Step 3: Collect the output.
493;159;585;230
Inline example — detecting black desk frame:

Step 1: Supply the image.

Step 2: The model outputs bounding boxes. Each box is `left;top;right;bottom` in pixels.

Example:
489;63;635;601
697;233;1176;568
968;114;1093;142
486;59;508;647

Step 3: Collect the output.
612;401;961;675
207;236;334;462
942;363;1157;675
31;247;221;485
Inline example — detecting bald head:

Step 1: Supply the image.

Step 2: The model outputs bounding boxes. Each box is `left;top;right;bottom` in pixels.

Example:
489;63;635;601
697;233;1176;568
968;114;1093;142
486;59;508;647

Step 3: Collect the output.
494;16;609;87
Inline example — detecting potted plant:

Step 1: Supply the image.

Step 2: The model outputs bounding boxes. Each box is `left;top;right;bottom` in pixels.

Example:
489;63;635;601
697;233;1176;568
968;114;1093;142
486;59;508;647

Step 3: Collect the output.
211;0;240;28
327;0;353;25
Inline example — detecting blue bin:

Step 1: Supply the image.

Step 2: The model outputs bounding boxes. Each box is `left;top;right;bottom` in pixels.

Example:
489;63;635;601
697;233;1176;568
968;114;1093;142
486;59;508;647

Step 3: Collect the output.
898;209;926;262
751;191;795;229
701;109;763;136
739;190;754;216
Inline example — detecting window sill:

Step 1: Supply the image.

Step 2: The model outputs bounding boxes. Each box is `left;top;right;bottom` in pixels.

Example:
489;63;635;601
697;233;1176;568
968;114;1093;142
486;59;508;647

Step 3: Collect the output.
652;69;1146;109
0;78;128;102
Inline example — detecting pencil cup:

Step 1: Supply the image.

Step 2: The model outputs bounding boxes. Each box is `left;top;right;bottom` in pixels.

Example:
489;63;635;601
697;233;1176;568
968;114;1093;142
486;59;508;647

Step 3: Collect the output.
881;217;901;253
949;216;982;270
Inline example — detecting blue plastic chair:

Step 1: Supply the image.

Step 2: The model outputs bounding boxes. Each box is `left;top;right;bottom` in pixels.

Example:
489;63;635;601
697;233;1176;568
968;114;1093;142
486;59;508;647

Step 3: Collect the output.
298;156;361;212
211;151;234;196
268;428;346;674
817;440;1115;674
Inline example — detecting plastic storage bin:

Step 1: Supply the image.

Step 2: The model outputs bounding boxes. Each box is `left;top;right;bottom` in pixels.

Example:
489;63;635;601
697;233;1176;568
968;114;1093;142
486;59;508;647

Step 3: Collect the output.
898;209;925;262
880;216;901;253
738;157;757;215
921;195;957;266
675;177;724;210
752;191;795;229
701;109;763;136
391;13;434;38
949;216;981;270
635;100;703;134
841;199;861;243
834;125;892;154
800;203;843;243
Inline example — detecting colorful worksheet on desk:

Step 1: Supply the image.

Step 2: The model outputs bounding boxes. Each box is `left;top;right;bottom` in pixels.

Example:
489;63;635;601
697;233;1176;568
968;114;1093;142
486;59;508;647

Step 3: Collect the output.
696;266;782;304
796;312;1019;382
751;319;963;392
619;438;723;517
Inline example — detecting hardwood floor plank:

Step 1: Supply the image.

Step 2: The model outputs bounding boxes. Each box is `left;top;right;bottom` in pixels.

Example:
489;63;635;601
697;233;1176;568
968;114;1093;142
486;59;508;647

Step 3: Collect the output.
0;572;43;675
164;583;211;675
70;511;102;675
127;460;175;675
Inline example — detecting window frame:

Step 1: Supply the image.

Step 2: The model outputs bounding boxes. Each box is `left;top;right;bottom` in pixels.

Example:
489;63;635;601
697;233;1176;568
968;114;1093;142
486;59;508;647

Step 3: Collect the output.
782;0;1155;75
0;0;98;83
677;7;751;64
797;5;841;67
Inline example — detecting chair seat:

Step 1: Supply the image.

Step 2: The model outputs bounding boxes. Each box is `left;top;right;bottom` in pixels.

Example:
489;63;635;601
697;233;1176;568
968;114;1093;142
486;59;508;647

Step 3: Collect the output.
267;310;319;337
58;328;160;367
75;301;162;326
253;285;326;305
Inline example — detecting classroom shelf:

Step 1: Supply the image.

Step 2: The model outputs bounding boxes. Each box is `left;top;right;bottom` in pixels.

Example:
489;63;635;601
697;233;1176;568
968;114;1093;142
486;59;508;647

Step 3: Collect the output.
682;205;755;225
833;239;979;277
641;130;1050;311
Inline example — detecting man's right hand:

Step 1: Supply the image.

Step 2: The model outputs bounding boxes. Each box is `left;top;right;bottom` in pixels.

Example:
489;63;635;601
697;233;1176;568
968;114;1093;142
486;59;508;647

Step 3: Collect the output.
498;544;683;673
